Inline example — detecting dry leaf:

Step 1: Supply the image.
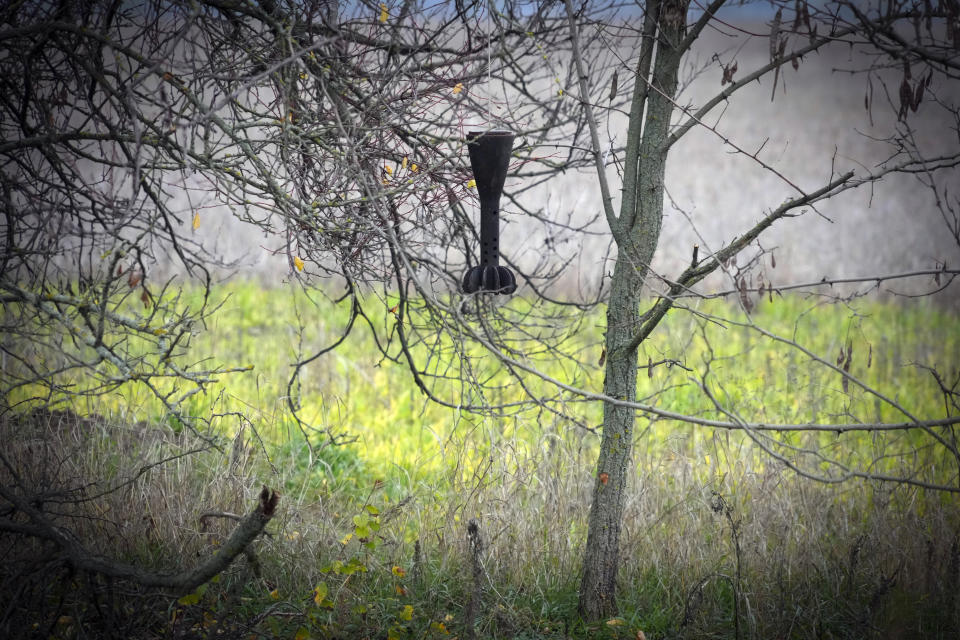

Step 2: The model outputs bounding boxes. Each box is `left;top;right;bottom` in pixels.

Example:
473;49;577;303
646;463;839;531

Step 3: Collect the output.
899;77;912;120
738;277;753;313
722;61;738;85
770;9;782;62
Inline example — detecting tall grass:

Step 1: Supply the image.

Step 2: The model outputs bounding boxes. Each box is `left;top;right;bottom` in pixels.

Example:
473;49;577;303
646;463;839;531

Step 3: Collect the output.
3;281;959;639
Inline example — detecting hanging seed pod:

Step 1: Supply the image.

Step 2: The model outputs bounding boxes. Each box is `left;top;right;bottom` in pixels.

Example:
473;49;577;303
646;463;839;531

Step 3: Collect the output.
461;130;517;295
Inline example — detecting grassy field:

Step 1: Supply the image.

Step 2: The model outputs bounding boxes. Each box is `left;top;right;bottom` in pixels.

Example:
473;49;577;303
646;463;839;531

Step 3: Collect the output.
4;280;960;639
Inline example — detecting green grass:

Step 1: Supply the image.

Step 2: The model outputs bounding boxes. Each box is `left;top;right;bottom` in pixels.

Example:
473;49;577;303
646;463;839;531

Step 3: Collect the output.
45;280;956;474
3;280;960;639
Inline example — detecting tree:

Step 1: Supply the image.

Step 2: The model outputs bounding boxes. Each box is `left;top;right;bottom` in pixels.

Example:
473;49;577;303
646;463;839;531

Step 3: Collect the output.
564;0;960;618
0;0;591;618
2;0;959;627
0;0;591;433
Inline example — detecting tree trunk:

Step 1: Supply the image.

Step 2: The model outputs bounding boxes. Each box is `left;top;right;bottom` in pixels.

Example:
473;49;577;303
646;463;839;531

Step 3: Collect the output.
578;0;689;620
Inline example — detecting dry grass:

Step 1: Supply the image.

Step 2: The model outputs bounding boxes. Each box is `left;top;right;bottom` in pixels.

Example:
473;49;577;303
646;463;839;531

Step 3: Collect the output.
2;407;958;639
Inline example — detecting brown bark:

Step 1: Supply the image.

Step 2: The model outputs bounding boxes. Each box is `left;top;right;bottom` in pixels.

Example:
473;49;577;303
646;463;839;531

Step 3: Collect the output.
577;0;690;620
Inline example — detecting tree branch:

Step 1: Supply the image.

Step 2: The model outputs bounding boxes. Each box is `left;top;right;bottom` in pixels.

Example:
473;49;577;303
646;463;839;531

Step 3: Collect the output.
563;0;621;242
0;471;279;593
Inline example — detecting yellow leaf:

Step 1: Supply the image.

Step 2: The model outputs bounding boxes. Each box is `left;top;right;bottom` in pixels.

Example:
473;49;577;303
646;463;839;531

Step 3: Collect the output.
392;565;406;577
340;531;353;545
705;454;711;466
410;163;418;172
384;164;393;175
294;256;304;271
452;82;464;94
269;588;279;600
401;157;408;170
379;3;388;23
399;604;414;621
192;211;200;230
466;179;476;188
313;582;328;606
606;618;626;626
